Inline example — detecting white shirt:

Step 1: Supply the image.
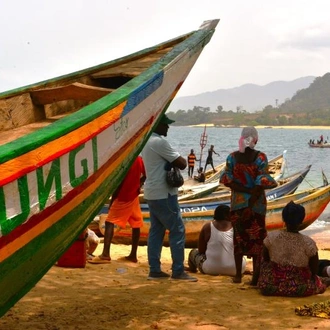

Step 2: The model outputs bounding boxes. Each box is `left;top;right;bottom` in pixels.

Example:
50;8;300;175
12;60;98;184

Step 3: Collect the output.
203;223;246;276
142;132;180;200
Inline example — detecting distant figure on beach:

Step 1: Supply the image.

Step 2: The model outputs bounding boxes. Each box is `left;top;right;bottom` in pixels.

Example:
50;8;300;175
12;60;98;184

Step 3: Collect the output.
194;167;205;183
187;205;246;276
187;149;199;178
89;156;146;264
258;201;330;296
204;145;219;173
220;126;277;285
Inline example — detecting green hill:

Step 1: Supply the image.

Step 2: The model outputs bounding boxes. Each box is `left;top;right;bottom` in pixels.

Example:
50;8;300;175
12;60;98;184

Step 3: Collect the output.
167;73;330;126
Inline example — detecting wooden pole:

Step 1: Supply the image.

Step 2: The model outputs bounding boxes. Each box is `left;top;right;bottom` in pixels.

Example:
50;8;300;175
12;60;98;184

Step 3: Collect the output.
199;125;207;168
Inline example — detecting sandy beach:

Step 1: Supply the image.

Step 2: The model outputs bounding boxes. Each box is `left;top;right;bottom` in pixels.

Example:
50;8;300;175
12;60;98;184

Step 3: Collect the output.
1;230;330;330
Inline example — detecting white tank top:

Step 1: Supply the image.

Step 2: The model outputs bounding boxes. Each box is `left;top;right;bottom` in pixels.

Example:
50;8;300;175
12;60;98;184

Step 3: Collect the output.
202;222;246;276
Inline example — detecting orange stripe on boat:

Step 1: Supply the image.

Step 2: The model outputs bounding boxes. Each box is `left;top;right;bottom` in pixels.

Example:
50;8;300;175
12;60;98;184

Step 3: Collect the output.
0;102;126;186
0;123;151;262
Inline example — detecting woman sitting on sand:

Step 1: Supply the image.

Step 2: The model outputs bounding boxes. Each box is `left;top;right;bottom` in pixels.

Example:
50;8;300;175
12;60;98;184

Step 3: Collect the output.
257;201;330;297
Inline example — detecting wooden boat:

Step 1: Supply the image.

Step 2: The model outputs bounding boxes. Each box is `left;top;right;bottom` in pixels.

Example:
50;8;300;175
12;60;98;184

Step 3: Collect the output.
139;151;287;203
138;180;223;203
0;19;220;318
138;164;312;212
94;180;330;248
196;150;287;186
308;142;330;148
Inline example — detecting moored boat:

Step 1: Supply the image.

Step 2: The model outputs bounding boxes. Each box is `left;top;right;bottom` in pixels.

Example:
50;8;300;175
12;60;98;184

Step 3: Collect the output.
94;181;330;248
0;19;220;318
134;164;311;213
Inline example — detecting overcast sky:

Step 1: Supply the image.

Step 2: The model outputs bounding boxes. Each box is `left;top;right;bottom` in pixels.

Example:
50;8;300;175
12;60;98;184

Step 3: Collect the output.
1;0;330;97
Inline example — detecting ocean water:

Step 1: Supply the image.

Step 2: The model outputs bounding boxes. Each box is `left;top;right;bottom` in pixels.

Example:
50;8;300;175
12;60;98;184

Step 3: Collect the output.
166;126;330;228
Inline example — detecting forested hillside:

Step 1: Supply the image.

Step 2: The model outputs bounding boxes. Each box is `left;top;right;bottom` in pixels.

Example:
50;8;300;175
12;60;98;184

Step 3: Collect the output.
167;73;330;126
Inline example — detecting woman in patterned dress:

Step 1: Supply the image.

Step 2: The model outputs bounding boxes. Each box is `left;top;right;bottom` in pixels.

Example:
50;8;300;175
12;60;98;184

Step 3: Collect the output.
220;127;277;285
257;201;330;296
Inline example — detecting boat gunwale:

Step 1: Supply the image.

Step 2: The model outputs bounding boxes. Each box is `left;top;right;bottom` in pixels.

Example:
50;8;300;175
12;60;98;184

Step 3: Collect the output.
0;22;219;164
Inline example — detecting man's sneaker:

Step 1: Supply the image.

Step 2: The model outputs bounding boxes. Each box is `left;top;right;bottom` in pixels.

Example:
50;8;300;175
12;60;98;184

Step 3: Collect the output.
171;272;198;282
147;271;170;280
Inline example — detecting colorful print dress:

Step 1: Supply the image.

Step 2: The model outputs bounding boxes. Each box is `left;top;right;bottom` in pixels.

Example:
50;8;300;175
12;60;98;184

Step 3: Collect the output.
258;231;326;297
220;151;277;256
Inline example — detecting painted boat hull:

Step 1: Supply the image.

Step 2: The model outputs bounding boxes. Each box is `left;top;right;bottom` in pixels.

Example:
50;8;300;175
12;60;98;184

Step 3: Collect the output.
0;19;220;317
94;184;330;248
137;164;312;213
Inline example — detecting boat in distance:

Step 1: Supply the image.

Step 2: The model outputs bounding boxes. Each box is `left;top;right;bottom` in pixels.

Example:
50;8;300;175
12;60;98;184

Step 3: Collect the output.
0;19;220;318
308;142;330;148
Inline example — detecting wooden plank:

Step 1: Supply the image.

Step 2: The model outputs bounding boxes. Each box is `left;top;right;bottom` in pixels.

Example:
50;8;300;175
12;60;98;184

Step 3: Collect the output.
30;82;114;105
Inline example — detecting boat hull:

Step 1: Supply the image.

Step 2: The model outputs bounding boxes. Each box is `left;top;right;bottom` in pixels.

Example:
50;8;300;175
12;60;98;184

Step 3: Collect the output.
94;184;330;248
0;19;220;318
308;143;330;148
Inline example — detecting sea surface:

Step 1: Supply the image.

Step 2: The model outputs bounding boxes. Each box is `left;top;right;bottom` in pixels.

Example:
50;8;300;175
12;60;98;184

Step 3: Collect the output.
166;126;330;232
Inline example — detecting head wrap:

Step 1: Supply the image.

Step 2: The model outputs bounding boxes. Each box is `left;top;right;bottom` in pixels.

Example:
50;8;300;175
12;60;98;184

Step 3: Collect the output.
282;201;305;226
239;126;258;153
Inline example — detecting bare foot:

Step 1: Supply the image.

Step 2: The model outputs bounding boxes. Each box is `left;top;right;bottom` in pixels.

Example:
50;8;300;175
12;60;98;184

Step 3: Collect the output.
232;276;242;283
125;256;138;263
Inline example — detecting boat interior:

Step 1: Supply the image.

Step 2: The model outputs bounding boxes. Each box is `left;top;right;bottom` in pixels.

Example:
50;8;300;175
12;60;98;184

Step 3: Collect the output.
0;43;180;146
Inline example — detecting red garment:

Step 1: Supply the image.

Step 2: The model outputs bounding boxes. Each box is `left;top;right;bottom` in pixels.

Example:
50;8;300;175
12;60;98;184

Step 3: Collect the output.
117;156;146;202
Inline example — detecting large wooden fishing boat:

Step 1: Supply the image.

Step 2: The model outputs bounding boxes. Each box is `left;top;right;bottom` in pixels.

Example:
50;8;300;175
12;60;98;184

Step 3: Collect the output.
0;19;220;317
95;176;330;247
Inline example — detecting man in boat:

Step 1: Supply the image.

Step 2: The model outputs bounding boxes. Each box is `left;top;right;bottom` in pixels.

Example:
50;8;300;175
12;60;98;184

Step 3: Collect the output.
204;145;219;173
187;149;199;178
89;156;146;264
194;167;205;183
187;204;246;276
142;114;197;282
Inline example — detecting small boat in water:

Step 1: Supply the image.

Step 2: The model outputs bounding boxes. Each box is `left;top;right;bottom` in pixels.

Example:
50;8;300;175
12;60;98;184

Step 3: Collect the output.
0;19;220;317
308;142;330;148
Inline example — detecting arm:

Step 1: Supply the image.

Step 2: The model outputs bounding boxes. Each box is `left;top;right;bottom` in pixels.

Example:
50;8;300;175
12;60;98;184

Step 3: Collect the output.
309;253;319;276
198;223;211;254
172;155;187;170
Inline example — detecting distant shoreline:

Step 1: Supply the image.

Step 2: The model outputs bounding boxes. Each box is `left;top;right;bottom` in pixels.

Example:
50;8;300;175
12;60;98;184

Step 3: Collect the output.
187;124;330;130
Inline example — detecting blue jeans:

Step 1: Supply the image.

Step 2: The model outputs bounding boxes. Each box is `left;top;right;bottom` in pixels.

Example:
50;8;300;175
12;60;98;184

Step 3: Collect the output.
146;194;185;276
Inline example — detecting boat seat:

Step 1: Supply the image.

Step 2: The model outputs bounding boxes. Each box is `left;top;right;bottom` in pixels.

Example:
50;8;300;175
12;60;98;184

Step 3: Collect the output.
30;82;114;105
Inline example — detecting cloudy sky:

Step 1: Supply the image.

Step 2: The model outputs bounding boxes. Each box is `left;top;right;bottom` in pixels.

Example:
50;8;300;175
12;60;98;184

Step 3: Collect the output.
1;0;330;97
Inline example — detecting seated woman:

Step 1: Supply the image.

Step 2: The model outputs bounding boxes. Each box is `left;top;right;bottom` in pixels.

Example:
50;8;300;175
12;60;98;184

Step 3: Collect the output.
258;201;330;297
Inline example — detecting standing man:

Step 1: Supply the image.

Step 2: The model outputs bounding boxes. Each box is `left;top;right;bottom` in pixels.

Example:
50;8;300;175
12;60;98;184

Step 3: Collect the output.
187;149;199;178
204;145;219;173
89;156;146;264
142;114;197;281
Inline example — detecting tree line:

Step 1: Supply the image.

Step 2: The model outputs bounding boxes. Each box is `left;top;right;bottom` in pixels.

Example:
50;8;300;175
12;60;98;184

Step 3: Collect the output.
167;73;330;126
